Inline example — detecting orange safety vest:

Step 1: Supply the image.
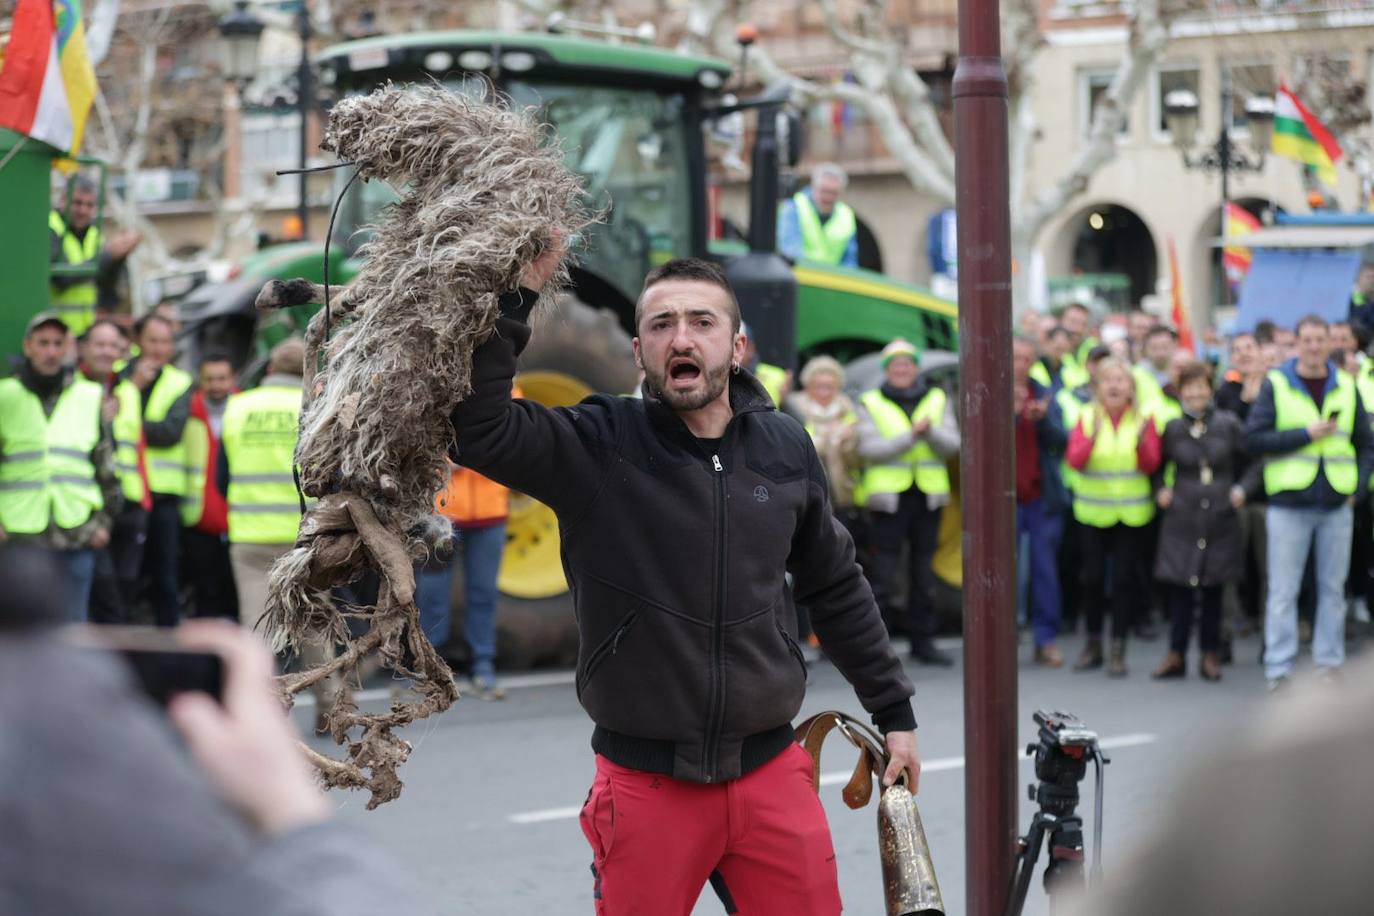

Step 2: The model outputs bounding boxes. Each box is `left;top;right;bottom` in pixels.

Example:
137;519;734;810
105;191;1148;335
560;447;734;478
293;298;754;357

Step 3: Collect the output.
436;465;509;526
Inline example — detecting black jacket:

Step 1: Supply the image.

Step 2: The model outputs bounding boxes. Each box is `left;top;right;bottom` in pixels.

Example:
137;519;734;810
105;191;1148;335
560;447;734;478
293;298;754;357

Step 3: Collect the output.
1153;409;1259;587
450;291;915;783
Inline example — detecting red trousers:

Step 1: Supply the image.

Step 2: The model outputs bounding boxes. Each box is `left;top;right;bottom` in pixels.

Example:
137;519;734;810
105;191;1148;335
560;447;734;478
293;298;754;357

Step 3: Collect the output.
580;742;842;915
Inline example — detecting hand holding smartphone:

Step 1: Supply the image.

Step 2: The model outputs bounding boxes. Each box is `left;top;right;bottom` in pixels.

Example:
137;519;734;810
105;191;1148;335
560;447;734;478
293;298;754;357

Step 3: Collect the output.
63;625;224;707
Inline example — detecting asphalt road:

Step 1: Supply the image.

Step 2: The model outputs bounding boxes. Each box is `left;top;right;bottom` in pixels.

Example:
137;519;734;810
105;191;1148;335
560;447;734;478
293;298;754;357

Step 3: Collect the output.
299;629;1328;915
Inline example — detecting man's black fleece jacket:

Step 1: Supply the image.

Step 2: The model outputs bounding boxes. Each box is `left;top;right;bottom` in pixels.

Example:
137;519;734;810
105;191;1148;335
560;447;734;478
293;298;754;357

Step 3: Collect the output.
449;290;915;784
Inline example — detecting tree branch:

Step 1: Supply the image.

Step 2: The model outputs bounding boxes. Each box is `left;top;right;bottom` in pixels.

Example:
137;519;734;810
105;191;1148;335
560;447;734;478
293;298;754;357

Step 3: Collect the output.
1014;0;1170;245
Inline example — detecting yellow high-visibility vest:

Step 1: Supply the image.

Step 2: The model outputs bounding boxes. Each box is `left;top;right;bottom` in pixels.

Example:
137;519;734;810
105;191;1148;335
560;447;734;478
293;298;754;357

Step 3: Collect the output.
1357;368;1374;492
181;413;209;526
1072;406;1154;529
142;365;194;497
792;193;857;265
1264;368;1357;497
755;362;787;408
0;376;104;533
110;379;147;505
858;387;950;501
1056;387;1088;492
48;211;101;336
221;382;306;544
1030;359;1088;392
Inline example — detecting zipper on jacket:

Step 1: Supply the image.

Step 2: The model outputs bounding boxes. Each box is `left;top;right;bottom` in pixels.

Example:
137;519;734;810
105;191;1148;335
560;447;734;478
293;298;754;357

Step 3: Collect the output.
703;452;728;782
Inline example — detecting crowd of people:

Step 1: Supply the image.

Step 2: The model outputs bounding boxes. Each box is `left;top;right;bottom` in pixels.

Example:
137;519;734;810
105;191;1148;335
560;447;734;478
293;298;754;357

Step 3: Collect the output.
0;307;510;703
788;302;1374;690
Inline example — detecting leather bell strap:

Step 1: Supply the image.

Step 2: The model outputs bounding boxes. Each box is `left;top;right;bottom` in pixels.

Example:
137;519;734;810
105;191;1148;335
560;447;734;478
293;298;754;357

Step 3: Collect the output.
794;710;890;810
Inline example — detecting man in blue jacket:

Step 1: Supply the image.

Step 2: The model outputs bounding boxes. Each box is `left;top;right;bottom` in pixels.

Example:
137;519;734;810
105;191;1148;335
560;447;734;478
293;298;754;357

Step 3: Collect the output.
1014;336;1069;666
1245;314;1374;689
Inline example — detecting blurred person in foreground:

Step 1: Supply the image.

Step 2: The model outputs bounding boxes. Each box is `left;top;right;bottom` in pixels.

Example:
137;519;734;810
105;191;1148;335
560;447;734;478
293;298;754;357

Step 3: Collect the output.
0;314;119;621
1071;656;1374;915
0;546;431;916
1151;361;1259;681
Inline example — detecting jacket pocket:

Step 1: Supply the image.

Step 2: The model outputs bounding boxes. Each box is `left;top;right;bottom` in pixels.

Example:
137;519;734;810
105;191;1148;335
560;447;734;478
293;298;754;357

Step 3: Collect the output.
577;610;639;698
776;619;808;679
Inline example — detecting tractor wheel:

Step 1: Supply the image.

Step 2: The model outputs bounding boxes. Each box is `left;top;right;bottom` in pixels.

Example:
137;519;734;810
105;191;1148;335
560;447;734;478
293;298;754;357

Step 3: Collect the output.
459;294;638;671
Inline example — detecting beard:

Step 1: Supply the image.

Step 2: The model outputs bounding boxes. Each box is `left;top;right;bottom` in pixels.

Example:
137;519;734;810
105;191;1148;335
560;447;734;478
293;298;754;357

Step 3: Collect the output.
645;356;731;413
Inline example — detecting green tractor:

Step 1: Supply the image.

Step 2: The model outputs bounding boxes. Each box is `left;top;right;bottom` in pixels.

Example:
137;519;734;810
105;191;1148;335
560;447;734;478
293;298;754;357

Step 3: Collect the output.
177;29;957;667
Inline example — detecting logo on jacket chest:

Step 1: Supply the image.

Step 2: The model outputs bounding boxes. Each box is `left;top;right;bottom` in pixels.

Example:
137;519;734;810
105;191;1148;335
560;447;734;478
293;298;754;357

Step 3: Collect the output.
753;485;770;503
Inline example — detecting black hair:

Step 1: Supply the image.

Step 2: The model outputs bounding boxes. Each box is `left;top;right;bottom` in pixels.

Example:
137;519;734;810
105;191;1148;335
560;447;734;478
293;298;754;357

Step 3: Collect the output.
199;350;234;369
1047;324;1071;341
1145;324;1178;342
1253;320;1277;345
635;257;741;334
132;313;173;339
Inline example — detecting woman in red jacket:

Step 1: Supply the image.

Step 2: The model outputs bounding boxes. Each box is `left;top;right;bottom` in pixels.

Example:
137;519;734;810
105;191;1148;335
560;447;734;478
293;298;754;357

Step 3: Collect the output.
1066;357;1162;676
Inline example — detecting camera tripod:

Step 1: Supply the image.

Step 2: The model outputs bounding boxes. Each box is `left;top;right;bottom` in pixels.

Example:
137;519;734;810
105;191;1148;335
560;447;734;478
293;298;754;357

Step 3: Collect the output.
1003;711;1110;916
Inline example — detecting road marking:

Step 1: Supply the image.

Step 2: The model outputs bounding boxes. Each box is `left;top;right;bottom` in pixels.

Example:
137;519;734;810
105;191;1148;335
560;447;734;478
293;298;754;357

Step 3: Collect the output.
506;733;1157;825
295;670;578;707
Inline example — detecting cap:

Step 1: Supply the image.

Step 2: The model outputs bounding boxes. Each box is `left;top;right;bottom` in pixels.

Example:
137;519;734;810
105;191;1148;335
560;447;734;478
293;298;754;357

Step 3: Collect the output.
880;338;919;367
26;311;69;337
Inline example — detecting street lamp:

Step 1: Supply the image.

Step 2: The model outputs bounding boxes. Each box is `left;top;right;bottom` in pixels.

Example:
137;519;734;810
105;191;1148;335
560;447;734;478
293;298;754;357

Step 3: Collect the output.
1164;74;1275;308
216;0;315;240
217;0;264;86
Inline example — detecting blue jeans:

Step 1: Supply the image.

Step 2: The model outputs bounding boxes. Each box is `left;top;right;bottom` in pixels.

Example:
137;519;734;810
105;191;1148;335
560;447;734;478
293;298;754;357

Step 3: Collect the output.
55;548;97;623
1016;500;1064;648
415;522;507;680
1265;504;1352;680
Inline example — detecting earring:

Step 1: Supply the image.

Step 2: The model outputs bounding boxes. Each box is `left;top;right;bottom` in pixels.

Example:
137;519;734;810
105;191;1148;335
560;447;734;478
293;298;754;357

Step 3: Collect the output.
732;363;740;374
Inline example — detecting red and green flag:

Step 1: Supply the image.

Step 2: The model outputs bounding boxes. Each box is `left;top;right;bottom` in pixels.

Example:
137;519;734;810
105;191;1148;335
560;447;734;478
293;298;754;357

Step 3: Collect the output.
1273;84;1342;187
0;0;97;154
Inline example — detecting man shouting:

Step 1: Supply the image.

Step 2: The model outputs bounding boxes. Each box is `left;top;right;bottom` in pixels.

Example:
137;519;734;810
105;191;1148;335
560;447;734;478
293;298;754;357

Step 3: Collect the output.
451;256;919;915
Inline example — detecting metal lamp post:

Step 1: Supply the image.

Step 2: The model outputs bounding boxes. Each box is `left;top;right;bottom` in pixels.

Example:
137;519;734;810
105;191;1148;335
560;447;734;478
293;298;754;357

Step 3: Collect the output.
1164;75;1275;308
216;0;265;85
217;0;314;240
954;0;1016;911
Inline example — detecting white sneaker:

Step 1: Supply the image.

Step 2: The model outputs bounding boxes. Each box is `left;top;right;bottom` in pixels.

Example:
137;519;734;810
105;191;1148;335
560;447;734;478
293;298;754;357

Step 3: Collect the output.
1267;677;1289;694
1352;598;1372;624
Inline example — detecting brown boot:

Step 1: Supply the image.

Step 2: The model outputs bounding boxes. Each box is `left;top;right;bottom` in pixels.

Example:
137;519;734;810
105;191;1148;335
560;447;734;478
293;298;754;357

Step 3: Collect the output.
1108;638;1128;678
1152;650;1186;680
1074;638;1103;671
1199;652;1223;682
1034;644;1065;668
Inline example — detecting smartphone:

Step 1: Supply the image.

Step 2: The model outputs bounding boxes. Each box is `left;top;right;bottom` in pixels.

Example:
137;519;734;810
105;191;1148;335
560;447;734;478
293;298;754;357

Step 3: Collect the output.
63;625;224;706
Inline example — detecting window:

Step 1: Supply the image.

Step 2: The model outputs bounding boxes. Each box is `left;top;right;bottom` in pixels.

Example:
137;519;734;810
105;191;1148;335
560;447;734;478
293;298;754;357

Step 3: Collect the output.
1154;65;1200;138
239;111;302;204
1080;69;1129;138
1223;62;1275;133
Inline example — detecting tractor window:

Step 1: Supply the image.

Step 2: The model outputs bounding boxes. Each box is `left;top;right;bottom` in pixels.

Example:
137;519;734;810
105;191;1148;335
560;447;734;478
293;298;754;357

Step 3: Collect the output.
506;80;692;305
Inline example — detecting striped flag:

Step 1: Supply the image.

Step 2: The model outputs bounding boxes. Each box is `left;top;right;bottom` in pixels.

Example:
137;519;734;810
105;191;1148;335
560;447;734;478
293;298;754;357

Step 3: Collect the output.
1222;202;1260;287
0;0;97;155
1167;238;1195;354
1272;84;1342;187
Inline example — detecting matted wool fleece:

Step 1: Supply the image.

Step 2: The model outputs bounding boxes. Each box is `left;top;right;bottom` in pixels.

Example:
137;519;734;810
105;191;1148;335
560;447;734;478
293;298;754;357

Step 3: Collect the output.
255;84;589;807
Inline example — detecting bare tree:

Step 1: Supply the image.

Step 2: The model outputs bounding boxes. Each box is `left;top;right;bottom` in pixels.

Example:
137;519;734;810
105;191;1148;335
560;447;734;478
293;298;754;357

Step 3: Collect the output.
672;0;1185;310
1291;52;1372;201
